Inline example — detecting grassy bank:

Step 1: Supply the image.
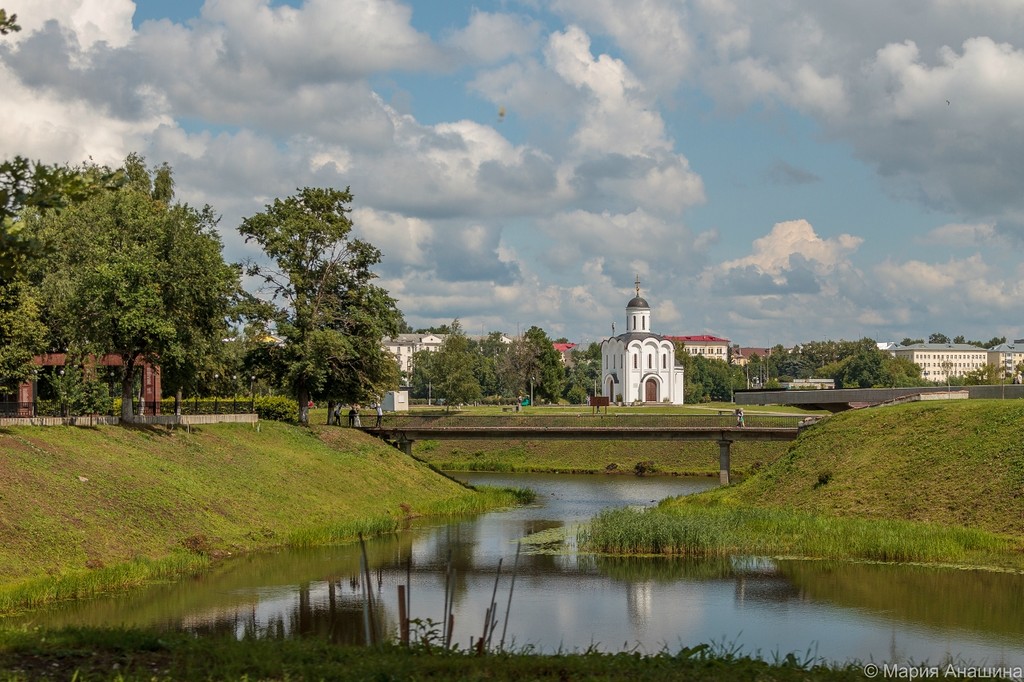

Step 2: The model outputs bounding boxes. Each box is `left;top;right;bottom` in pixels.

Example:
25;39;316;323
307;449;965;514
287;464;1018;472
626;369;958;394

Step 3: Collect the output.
582;401;1024;567
417;437;791;477
0;421;526;613
0;627;868;681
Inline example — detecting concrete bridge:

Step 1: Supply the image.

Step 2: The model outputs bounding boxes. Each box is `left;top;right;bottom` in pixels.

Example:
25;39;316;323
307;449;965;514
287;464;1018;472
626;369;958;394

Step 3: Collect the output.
364;413;818;484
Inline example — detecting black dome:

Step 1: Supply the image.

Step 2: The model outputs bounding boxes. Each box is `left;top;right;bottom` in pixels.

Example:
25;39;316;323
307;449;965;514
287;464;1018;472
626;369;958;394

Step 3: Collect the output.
627;295;650;309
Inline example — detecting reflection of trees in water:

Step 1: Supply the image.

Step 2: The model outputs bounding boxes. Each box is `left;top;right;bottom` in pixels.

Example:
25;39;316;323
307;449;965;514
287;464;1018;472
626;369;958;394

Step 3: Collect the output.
779;560;1024;640
417;518;567;608
184;579;389;645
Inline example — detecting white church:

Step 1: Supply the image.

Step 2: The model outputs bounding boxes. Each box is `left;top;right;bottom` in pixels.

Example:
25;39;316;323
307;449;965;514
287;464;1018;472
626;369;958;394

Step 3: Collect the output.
601;280;685;404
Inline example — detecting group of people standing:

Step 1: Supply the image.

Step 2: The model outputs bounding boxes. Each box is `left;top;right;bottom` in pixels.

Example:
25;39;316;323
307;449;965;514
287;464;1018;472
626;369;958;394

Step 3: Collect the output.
329;402;384;428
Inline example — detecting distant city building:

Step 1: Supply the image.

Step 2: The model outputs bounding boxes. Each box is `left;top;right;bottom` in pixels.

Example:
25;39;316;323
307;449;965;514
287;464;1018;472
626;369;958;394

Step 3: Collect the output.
384;332;514;377
781;378;835;390
665;334;731;360
601;280;684;404
889;343;987;382
987;342;1024;382
384;333;445;376
731;347;770;366
552;342;577;366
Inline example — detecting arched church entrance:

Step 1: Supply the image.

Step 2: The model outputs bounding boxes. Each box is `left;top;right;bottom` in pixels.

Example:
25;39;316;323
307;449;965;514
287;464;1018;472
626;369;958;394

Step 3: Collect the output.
644;377;658;402
606;377;615;401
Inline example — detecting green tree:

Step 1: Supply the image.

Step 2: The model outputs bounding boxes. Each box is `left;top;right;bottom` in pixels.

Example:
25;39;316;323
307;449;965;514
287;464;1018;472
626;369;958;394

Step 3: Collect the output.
31;154;239;419
431;320;481;409
929;332;950;344
824;340;923;388
963;363;1000;385
0;8;18;34
524;326;565;403
563;342;601;404
497;336;539;401
0;11;121;282
408;349;437;401
472;332;511;399
0;278;46;392
239;187;401;424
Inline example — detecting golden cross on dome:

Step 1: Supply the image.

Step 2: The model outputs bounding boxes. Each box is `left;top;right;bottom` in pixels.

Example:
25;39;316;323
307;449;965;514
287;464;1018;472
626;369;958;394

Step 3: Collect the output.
635;274;641;297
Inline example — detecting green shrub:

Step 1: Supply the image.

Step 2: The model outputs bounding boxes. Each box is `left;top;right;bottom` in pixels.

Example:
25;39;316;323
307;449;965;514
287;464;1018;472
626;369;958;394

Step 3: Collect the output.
254;395;297;423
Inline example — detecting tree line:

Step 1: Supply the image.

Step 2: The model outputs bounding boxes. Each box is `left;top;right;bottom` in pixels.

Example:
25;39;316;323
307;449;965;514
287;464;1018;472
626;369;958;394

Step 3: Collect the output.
402;333;1024;408
1;154;401;424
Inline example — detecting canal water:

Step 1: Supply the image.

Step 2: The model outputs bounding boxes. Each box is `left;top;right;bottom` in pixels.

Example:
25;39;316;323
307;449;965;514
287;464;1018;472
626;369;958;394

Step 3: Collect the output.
8;472;1024;666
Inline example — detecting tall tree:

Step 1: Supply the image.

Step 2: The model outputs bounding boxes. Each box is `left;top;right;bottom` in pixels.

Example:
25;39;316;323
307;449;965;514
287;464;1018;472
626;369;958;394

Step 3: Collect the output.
0;278;46;393
563;342;601;404
239;187;401;424
497;336;539;400
31;154;239;419
432;320;481;409
524;326;565;404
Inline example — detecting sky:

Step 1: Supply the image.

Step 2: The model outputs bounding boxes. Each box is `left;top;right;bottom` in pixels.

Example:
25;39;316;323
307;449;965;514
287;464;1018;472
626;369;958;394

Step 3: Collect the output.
3;0;1024;348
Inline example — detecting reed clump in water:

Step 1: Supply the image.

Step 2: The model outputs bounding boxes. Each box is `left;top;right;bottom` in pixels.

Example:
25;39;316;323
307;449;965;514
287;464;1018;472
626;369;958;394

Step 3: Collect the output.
578;501;1019;568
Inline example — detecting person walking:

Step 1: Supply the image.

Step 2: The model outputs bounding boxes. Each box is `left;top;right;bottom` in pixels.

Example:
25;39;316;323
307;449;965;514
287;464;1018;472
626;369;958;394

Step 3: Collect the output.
348;406;356;427
374;402;383;428
353;405;362;427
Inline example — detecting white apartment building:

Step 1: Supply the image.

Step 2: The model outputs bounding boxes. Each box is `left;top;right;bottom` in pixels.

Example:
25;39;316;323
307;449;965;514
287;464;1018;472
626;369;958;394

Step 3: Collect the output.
384;332;514;377
383;333;445;376
891;343;988;382
987;342;1024;382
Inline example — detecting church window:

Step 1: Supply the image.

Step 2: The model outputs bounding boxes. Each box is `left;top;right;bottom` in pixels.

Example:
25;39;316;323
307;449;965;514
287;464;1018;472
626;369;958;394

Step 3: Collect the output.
642;317;646;330
648;353;652;368
662;353;667;369
633;354;638;369
632;315;637;330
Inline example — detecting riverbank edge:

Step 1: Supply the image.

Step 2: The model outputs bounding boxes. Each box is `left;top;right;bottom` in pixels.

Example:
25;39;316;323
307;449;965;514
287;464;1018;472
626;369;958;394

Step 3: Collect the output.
424;402;1024;571
0;486;528;617
0;628;873;681
0;423;532;616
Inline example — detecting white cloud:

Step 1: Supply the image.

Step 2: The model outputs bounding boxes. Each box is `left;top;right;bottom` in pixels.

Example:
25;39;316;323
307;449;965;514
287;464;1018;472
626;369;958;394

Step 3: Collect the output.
4;0;135;50
5;0;1024;345
546;25;668;157
921;222;997;247
445;10;542;63
716;219;862;278
551;0;695;93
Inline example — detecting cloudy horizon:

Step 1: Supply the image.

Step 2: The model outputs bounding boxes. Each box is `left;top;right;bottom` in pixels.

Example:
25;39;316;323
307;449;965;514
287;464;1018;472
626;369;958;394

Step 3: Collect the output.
3;0;1023;347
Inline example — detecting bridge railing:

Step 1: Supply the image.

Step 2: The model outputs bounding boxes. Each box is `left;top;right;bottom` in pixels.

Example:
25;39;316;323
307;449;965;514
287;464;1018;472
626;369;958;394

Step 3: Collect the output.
375;413;812;430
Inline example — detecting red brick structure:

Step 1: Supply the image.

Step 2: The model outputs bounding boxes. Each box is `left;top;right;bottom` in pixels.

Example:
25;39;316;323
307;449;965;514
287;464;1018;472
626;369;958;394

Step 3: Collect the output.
10;353;162;416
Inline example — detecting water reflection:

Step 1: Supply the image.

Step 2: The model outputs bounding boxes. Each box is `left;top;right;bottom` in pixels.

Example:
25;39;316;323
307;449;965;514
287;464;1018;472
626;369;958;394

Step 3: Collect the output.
5;472;1023;666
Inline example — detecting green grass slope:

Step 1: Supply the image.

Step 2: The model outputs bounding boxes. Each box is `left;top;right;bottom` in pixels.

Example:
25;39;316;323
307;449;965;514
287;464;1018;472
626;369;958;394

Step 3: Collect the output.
0;422;482;586
417;438;790;477
712;400;1024;537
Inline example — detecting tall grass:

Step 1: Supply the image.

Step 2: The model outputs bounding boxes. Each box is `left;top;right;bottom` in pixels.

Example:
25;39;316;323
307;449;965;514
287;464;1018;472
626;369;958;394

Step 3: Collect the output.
579;503;1018;568
0;552;210;615
285;487;534;548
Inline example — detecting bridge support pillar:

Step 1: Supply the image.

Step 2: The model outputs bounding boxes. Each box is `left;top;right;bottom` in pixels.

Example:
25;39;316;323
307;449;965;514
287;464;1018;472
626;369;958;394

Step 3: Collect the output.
718;440;731;485
398;439;413;456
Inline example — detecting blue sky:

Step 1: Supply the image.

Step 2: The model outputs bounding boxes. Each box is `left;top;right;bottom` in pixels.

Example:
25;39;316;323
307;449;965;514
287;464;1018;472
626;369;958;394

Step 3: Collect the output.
4;1;1024;346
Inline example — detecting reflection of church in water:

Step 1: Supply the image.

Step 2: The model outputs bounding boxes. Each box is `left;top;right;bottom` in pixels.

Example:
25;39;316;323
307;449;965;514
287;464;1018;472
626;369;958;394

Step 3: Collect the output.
601;279;685;404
